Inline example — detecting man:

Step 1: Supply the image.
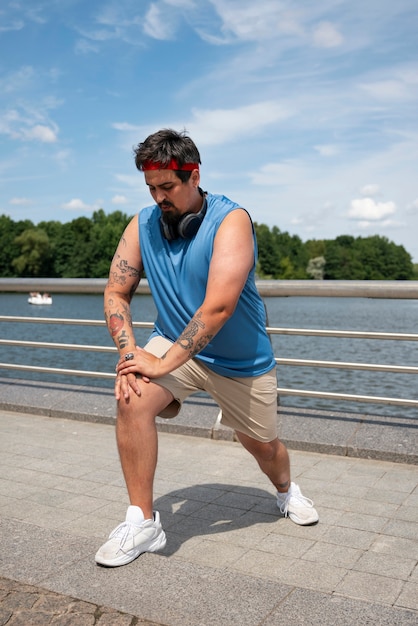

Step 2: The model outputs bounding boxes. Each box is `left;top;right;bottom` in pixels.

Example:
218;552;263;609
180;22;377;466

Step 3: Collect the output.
95;128;318;567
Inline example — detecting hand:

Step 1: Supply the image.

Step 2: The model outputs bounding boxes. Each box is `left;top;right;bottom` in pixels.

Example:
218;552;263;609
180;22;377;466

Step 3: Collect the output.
115;347;162;399
114;372;142;401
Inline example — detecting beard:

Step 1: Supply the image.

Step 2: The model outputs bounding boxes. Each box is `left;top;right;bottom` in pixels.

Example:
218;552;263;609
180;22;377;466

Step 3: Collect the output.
160;204;182;229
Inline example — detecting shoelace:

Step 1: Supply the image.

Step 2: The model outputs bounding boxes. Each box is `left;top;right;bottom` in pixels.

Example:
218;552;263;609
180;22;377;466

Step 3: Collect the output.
279;490;314;516
109;522;137;549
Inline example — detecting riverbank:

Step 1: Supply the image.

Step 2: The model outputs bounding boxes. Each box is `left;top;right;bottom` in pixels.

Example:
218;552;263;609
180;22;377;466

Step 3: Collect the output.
1;277;418;298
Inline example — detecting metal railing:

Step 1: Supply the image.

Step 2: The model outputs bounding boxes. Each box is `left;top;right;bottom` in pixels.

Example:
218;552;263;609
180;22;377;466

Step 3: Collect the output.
1;315;417;410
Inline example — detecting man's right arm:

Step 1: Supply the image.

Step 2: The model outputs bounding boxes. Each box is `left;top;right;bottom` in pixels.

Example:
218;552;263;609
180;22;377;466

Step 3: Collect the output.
104;216;143;395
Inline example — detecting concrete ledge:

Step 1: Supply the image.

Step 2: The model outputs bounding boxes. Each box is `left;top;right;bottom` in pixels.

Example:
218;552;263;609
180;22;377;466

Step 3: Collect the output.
1;377;416;464
1;277;418;298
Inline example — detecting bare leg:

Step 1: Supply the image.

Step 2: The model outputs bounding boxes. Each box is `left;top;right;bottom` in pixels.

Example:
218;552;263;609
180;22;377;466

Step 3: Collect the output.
116;381;174;519
235;431;291;493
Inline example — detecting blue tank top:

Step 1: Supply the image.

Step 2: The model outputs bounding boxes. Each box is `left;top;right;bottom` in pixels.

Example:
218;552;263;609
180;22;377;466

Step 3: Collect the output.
138;192;275;377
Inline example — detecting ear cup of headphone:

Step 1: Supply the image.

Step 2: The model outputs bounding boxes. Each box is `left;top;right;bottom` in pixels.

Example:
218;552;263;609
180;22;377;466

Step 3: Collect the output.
177;211;204;239
160;217;178;241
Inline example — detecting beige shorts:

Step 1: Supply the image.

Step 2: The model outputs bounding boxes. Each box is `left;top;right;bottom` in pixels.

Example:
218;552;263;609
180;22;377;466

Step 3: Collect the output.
146;335;278;442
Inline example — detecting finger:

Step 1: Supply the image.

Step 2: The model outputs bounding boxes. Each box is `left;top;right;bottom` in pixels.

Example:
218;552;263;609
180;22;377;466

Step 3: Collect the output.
117;361;134;374
114;375;121;400
119;373;131;400
126;373;141;396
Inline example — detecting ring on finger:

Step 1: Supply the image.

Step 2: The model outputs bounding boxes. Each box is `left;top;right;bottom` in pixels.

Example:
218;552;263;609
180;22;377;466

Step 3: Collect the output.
124;352;134;361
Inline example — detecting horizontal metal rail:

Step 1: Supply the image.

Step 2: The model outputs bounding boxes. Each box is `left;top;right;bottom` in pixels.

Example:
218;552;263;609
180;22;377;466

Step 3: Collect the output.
1;339;116;353
0;363;113;379
277;388;418;407
0;315;153;329
2;316;417;341
267;327;418;341
1;315;417;409
1;363;417;408
275;358;418;375
2;340;418;375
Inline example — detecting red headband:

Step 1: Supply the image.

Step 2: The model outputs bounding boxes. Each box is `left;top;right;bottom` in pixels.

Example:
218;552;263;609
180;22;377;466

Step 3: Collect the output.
141;158;199;171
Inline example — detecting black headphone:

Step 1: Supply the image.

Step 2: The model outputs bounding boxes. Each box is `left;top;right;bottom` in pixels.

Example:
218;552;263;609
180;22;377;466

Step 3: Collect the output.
160;195;207;241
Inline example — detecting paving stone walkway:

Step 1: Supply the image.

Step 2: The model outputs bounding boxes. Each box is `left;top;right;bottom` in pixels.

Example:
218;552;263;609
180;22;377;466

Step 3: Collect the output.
0;407;417;625
0;576;160;625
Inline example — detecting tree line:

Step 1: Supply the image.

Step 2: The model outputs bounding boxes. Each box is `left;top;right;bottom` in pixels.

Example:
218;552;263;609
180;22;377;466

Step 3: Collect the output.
0;211;416;280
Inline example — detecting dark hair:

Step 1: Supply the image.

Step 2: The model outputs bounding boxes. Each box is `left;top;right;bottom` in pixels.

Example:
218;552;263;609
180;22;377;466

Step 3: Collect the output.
133;128;201;182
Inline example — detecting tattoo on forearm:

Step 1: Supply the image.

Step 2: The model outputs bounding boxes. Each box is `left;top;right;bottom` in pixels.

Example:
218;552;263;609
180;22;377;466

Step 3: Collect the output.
192;336;213;357
121;301;132;326
109;313;124;337
177;312;213;358
108;271;126;286
118;330;129;349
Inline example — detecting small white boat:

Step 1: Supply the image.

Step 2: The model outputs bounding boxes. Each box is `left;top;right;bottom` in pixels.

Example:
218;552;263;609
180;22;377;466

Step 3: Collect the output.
28;292;52;305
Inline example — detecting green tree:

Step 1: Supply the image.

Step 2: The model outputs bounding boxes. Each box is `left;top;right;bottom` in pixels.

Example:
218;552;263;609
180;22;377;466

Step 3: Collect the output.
273;229;309;278
323;235;413;280
53;217;93;277
254;223;280;278
357;236;413;280
305;239;326;258
0;216;34;277
307;256;326;280
324;236;365;279
254;223;308;278
89;209;131;277
12;228;51;276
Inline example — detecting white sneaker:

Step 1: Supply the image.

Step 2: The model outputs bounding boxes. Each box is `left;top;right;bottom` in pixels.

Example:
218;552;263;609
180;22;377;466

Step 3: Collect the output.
277;482;319;525
95;505;167;567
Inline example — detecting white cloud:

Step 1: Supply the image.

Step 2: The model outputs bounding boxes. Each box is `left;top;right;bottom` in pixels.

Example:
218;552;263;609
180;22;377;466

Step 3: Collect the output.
23;124;58;143
75;39;100;54
406;198;418;215
112;122;140;132
164;0;195;7
143;4;177;40
113;102;292;149
0;19;24;33
359;80;410;100
0;66;35;93
111;194;128;204
9;197;32;205
0;113;58;143
204;0;304;43
361;184;380;196
188;101;291;145
54;149;72;167
250;160;306;187
348;197;396;221
312;21;344;48
315;144;339;157
357;218;402;230
62;198;93;211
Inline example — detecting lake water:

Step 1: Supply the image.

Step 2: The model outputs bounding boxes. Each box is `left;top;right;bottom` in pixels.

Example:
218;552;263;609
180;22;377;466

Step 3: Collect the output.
1;292;417;419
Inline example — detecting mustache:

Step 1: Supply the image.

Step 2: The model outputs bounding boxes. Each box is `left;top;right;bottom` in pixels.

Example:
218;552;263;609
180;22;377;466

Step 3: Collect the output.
159;201;173;209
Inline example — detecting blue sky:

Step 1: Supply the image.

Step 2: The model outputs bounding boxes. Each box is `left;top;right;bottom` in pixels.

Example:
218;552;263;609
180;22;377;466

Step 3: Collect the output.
1;0;418;261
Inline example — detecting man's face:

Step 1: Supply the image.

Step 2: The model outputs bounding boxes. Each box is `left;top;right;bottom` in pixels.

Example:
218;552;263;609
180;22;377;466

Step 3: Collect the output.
144;169;201;221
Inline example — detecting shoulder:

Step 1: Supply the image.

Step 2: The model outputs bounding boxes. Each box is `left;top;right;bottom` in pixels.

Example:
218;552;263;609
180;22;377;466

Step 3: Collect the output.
206;192;242;212
139;204;158;223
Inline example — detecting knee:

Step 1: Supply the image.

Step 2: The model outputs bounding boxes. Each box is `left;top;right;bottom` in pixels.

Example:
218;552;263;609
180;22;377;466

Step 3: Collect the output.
249;438;279;463
117;398;155;424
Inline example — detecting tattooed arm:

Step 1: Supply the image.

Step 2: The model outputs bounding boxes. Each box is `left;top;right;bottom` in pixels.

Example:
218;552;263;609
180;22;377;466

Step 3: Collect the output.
117;208;255;381
104;216;143;397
